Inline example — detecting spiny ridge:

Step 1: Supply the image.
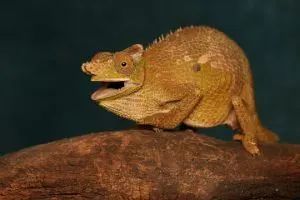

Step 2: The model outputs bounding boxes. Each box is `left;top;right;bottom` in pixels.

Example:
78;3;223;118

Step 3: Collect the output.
147;25;196;49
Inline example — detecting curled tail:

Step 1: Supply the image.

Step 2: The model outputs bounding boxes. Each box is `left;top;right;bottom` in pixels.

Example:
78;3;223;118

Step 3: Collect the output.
256;126;279;143
252;114;279;143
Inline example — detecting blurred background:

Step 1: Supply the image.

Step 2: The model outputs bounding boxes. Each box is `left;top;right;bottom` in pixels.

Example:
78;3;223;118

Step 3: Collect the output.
1;0;299;155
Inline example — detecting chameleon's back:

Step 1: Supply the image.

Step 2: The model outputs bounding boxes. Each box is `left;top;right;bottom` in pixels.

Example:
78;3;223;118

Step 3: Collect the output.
144;26;256;128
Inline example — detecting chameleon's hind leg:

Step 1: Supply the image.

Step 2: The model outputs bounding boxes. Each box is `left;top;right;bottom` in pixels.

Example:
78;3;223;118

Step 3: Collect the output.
231;96;260;155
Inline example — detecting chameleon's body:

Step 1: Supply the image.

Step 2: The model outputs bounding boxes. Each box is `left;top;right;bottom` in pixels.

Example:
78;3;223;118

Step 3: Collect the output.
81;26;279;155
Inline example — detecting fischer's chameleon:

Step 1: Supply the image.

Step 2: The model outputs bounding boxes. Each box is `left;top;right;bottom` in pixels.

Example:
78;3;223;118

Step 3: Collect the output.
81;26;279;155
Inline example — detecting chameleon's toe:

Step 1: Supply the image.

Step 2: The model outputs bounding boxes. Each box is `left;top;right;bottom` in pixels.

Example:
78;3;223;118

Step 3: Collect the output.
185;128;195;133
179;124;197;132
242;135;260;156
243;140;260;156
233;133;260;155
153;127;164;133
233;133;244;141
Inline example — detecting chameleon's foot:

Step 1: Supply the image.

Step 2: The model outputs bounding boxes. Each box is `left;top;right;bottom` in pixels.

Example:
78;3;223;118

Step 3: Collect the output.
153;127;164;133
179;124;197;132
233;133;260;156
185;129;195;133
233;133;244;141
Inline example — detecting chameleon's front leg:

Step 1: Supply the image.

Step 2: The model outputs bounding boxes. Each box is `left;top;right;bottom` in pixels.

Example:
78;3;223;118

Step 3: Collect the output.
231;96;260;155
142;94;201;129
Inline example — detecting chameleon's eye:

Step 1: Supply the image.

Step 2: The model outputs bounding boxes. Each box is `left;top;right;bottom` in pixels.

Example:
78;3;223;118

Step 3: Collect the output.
114;53;135;75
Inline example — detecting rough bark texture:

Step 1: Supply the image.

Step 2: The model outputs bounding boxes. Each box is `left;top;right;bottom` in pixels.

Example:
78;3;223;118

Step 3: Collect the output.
1;130;300;200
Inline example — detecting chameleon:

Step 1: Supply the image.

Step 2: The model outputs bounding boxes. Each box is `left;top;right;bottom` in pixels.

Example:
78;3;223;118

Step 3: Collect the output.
81;26;279;155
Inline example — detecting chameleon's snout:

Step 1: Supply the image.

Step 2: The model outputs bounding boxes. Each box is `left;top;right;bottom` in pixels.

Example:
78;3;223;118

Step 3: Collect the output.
81;63;93;75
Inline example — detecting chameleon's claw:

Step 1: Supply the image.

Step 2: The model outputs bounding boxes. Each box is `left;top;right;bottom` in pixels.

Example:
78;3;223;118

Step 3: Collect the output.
153;127;164;133
185;129;195;133
243;140;260;156
233;133;244;141
233;133;261;156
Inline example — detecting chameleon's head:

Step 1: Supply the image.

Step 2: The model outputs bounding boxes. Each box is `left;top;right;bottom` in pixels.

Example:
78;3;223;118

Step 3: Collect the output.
81;44;145;101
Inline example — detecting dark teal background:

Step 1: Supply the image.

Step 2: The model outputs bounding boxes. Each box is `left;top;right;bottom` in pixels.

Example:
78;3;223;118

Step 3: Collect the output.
1;0;299;154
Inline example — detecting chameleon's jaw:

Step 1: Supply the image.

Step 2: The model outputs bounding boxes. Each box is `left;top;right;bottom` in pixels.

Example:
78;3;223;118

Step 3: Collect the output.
91;79;140;101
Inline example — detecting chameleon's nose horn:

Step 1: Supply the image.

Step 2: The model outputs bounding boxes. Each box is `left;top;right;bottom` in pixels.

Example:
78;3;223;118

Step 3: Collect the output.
81;63;92;75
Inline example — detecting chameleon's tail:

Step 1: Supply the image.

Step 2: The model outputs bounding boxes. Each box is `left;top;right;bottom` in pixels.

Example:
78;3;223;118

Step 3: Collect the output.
256;126;279;143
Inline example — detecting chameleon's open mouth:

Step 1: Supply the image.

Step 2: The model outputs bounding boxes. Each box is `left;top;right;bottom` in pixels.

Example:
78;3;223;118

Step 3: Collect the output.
91;79;137;101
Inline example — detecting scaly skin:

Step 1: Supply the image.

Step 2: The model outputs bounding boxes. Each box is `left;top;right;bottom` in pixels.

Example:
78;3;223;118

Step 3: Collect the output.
81;26;279;155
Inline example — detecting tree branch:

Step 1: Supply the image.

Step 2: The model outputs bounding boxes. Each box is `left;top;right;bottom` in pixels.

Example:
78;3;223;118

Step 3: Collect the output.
1;130;300;199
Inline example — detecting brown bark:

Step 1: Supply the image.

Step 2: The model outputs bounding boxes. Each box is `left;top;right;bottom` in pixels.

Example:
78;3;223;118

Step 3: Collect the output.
0;130;300;200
